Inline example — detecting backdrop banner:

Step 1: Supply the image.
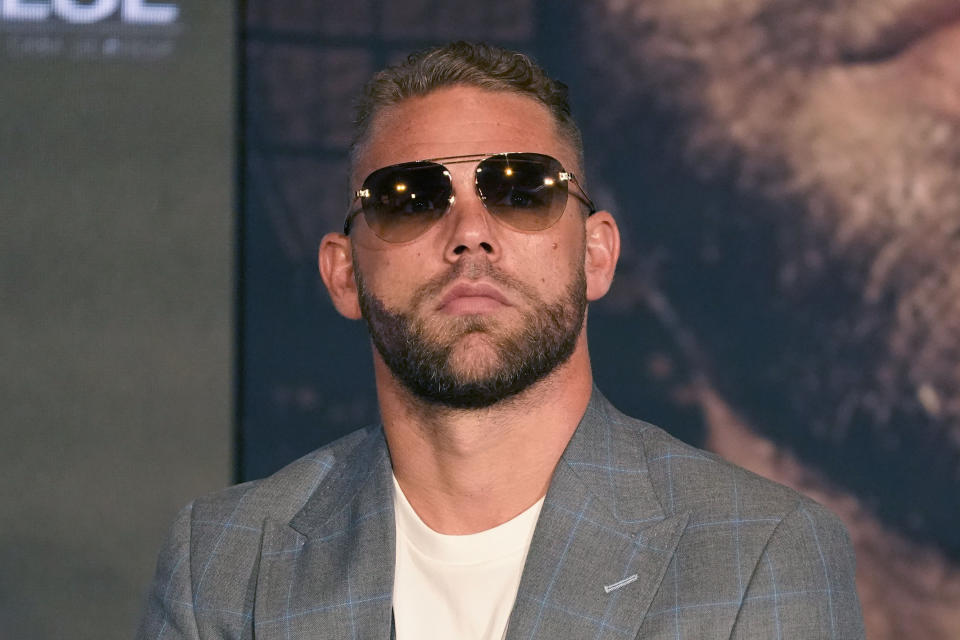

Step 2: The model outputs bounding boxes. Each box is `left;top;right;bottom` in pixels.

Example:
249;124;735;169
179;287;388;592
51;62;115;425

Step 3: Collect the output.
241;2;960;638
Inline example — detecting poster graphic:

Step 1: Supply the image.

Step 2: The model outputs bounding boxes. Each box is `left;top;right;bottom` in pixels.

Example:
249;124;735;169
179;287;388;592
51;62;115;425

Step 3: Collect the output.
242;2;960;637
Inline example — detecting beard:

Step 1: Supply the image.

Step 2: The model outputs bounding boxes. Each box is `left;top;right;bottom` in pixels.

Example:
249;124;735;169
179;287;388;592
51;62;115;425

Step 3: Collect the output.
355;260;587;410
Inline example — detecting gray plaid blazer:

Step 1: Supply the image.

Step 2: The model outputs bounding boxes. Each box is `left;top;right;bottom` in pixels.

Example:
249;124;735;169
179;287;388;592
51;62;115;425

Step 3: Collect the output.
137;390;864;639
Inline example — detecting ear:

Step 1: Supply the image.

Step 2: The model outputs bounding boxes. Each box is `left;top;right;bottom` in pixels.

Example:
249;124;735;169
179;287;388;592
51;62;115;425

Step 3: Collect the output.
319;232;363;320
583;211;620;302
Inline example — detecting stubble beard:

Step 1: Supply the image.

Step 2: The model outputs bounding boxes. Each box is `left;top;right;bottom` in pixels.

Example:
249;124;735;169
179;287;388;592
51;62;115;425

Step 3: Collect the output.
356;260;587;410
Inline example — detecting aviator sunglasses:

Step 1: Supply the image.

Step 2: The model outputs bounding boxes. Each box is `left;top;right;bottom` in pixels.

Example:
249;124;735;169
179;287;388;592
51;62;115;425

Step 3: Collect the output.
343;152;597;243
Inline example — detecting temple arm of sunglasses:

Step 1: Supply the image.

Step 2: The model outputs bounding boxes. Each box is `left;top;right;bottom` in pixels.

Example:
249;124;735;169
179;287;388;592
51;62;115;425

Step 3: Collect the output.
565;175;598;215
343;208;361;235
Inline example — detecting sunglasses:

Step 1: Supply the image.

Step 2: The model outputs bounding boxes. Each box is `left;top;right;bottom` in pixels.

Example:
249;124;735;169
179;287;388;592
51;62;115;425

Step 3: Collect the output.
343;152;597;243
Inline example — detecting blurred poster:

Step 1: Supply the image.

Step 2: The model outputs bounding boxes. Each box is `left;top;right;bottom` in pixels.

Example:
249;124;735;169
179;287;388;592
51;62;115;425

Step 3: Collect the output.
241;1;960;637
2;0;181;61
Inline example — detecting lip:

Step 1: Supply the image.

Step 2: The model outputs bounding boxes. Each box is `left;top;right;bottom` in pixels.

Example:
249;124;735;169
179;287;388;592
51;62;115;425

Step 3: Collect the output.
437;282;512;314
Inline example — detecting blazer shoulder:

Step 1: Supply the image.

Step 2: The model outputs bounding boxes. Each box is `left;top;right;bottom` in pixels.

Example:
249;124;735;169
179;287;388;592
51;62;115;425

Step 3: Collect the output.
593;406;863;638
631;414;824;524
136;426;379;639
189;425;375;532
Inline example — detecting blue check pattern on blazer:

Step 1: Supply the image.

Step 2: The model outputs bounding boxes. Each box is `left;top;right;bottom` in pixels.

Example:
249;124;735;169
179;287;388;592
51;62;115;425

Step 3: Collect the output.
138;390;865;639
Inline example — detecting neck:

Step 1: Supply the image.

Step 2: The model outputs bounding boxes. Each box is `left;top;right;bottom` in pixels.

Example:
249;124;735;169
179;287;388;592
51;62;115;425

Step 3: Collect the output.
376;334;593;535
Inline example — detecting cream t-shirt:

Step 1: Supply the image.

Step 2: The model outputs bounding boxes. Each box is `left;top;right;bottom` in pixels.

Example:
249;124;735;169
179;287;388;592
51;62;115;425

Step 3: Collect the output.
392;476;545;640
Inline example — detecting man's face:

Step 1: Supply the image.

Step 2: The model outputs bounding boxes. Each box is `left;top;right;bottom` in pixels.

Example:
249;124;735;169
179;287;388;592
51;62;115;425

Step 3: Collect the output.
347;87;592;408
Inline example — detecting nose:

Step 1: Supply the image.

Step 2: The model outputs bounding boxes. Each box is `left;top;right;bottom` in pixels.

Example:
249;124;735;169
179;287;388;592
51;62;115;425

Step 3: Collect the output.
442;174;501;263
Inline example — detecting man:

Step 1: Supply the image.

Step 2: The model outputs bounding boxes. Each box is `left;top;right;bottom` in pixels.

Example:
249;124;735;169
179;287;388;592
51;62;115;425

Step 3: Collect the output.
138;42;864;639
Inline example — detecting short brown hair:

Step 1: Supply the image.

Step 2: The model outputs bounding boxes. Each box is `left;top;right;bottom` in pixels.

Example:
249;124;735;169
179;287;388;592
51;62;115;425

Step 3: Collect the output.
351;41;584;167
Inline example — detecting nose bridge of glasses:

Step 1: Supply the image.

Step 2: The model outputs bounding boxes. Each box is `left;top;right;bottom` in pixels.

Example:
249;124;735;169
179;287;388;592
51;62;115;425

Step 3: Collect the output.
436;158;500;249
441;158;488;211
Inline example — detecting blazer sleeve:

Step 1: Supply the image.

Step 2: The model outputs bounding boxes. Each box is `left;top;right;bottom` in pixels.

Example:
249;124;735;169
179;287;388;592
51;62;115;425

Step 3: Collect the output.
729;501;865;640
136;502;200;640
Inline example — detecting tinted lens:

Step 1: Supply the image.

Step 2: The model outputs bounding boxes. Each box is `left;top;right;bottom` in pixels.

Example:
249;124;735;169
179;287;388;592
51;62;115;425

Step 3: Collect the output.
475;153;568;231
360;161;452;242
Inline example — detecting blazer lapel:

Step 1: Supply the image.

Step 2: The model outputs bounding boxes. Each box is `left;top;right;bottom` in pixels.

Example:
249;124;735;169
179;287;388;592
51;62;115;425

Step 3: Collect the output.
254;428;396;640
506;392;688;640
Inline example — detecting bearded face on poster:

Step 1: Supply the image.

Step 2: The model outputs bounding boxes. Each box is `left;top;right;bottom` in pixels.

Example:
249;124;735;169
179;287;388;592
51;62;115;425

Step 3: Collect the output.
583;1;960;637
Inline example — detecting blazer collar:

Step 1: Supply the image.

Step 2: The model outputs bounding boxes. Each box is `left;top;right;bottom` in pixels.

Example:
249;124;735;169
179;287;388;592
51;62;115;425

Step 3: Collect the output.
505;389;688;639
255;427;396;640
288;427;394;541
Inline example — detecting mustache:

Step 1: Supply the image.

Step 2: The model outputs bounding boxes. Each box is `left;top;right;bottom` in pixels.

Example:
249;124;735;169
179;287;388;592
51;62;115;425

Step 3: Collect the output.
409;258;541;309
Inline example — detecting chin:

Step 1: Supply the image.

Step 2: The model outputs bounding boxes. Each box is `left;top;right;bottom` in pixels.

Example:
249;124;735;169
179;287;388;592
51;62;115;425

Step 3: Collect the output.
445;335;505;379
